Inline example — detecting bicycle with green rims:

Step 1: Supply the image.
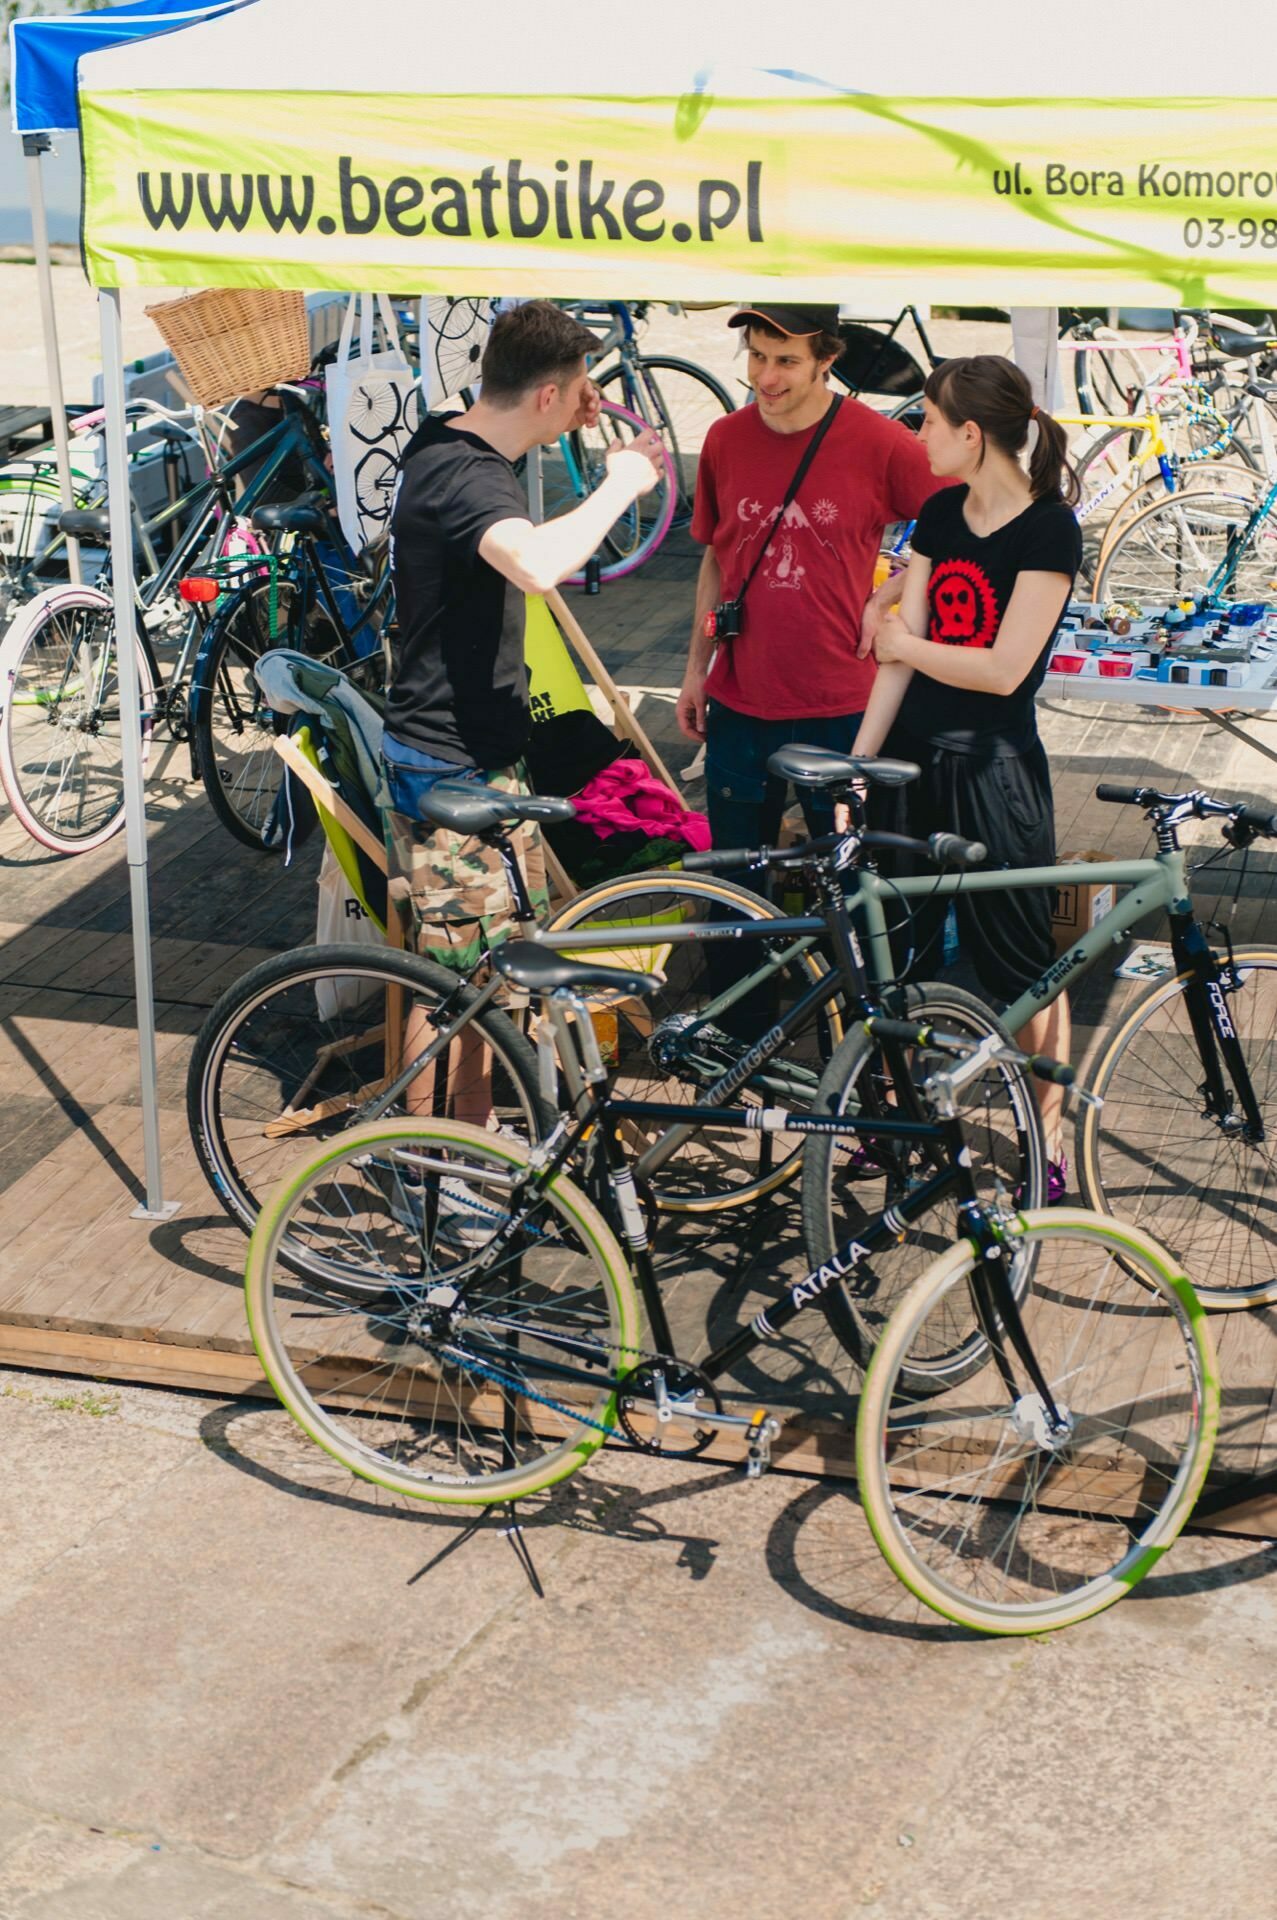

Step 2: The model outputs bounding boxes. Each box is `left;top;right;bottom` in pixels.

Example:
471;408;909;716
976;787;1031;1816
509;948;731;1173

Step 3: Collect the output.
244;981;1218;1636
190;756;1047;1369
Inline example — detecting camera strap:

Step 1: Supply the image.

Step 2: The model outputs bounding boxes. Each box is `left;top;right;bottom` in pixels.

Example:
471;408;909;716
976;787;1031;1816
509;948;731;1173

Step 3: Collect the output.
730;392;844;614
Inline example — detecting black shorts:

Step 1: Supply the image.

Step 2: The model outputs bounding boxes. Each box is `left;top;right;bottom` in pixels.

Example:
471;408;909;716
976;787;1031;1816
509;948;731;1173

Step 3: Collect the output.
869;731;1056;1004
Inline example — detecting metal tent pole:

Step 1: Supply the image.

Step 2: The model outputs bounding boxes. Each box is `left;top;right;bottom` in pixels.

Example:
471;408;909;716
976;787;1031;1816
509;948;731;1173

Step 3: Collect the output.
23;134;81;586
98;288;176;1222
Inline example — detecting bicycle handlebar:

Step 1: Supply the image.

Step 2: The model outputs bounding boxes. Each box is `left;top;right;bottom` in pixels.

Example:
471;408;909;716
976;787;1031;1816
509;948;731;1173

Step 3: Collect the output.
1097;781;1277;838
864;1016;1075;1087
681;826;986;877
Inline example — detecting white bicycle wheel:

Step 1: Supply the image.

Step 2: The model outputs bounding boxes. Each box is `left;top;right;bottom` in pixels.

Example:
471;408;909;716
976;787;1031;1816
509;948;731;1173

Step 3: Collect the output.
0;588;154;854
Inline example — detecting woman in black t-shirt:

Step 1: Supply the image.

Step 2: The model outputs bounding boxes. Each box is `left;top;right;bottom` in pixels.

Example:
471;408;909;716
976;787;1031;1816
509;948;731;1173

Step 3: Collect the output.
851;355;1081;1193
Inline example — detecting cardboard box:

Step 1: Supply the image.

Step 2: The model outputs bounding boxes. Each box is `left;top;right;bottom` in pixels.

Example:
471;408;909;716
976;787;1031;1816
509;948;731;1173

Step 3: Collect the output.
1052;849;1116;953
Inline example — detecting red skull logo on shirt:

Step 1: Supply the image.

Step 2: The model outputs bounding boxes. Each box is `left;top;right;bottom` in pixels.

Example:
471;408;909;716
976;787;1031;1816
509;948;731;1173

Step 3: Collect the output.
929;557;998;648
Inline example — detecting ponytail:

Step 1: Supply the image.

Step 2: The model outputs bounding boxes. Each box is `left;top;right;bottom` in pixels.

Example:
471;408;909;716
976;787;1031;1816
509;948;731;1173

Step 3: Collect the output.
923;355;1080;507
1028;407;1080;507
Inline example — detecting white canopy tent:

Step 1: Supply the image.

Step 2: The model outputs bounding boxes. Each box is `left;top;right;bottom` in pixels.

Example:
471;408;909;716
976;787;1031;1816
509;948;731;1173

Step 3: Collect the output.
72;0;1277;1208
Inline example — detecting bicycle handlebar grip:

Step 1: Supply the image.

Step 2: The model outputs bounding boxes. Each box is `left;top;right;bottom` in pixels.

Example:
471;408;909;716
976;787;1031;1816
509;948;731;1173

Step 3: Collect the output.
1237;804;1277;837
1026;1054;1076;1088
680;847;766;873
928;831;987;868
1096;782;1146;805
865;1016;932;1046
864;1017;967;1055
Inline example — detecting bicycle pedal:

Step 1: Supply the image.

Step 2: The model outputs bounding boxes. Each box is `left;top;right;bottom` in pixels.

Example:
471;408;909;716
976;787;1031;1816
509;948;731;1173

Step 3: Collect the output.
744;1407;780;1479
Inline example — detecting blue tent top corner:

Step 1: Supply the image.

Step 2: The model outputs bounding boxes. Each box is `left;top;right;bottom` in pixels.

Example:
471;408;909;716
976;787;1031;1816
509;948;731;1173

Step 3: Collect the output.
11;0;248;137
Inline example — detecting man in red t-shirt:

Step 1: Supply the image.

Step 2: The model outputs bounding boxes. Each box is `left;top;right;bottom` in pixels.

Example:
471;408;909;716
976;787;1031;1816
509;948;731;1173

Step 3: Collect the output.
676;303;944;856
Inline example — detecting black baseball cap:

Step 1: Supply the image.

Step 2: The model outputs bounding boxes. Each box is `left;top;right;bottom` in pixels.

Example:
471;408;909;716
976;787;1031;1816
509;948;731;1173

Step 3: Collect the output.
728;303;842;338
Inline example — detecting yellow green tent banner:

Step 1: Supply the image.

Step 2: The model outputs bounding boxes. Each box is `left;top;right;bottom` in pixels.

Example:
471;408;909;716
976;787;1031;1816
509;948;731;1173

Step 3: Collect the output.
78;2;1277;304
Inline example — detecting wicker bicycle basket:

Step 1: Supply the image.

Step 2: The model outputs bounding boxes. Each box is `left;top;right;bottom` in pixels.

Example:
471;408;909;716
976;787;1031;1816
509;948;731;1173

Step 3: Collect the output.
144;287;311;407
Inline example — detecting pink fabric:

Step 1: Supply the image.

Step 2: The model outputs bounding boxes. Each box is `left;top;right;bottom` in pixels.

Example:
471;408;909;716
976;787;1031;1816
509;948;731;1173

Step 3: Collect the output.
572;758;711;850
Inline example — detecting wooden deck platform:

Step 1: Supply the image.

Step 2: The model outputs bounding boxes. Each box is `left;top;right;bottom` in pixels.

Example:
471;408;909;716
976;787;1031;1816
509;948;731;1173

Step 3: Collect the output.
4;526;1277;1528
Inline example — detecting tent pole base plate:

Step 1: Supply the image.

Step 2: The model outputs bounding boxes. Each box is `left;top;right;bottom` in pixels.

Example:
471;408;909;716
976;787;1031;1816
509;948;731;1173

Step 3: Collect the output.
131;1199;181;1223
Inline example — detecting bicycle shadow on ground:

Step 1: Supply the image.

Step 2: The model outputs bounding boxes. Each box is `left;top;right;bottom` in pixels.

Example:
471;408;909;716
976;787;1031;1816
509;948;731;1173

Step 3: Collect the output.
197;1396;733;1589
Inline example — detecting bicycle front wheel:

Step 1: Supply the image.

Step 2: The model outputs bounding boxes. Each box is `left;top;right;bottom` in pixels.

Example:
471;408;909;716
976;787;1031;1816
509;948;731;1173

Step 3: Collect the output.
188;942;552;1264
0;591;154;854
857;1209;1218;1634
544;869;841;1211
802;983;1045;1393
596;356;735;525
246;1117;641;1504
540;399;676;584
1095;486;1277;606
1078;947;1277;1308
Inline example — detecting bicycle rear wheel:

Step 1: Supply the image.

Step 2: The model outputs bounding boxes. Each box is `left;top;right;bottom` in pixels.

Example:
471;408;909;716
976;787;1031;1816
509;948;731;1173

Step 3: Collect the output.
857;1209;1218;1634
596;356;735;525
801;983;1045;1393
245;1117;641;1504
187;942;551;1265
0;591;154;854
1078;947;1277;1308
193;576;354;848
539;399;676;584
543;870;841;1211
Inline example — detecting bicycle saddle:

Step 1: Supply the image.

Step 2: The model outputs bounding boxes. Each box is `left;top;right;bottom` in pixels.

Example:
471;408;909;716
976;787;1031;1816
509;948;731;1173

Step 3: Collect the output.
56;506;112;541
492;938;662;1001
767;745;920;789
1213;323;1275;359
414;780;575;835
250;496;331;538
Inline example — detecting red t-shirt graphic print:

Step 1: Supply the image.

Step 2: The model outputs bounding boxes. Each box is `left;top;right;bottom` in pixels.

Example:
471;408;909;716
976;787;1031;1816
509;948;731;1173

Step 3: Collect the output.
927;557;998;649
691;397;943;720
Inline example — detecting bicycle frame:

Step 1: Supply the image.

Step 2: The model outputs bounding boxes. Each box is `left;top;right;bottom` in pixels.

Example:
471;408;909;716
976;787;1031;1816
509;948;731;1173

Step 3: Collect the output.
538;834;1265;1151
438;988;1058;1432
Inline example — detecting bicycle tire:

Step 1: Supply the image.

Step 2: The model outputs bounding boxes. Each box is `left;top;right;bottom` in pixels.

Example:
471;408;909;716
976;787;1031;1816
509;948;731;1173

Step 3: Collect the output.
192;576;350;849
187;941;553;1270
543;869;842;1211
539;399;677;585
596;355;735;525
0;588;155;855
245;1116;641;1504
857;1208;1218;1634
1077;946;1277;1308
801;982;1046;1393
1091;458;1265;582
1094;484;1277;607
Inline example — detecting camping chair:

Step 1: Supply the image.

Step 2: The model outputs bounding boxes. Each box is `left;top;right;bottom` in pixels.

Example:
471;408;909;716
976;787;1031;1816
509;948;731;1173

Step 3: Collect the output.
256;647;417;1134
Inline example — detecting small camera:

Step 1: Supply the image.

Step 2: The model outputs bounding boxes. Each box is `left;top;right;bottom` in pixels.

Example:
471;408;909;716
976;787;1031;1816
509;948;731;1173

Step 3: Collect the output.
705;600;742;642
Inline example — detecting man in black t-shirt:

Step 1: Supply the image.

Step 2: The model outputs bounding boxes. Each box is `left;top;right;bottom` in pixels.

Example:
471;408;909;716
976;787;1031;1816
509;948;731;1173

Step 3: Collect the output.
384;301;662;976
383;301;661;1126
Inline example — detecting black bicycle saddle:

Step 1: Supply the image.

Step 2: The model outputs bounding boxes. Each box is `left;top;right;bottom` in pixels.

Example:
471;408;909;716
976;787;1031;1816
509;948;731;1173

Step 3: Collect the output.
250;496;331;539
1212;322;1275;359
415;781;575;835
767;745;920;788
56;506;112;541
493;939;662;1000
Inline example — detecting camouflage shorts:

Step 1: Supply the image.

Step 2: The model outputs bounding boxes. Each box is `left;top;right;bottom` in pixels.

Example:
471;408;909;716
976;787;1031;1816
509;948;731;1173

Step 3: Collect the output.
383;763;549;974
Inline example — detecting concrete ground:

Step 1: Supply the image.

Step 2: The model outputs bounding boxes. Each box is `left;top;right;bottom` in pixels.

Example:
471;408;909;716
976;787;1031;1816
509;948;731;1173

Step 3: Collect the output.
0;1363;1274;1920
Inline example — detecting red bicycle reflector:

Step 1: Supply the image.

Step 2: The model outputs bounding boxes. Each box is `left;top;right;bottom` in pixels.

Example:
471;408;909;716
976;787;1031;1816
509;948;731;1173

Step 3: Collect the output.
179;576;220;603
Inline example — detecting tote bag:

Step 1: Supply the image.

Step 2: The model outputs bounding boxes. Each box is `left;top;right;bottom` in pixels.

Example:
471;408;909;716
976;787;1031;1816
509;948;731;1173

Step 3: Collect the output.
324;293;420;552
